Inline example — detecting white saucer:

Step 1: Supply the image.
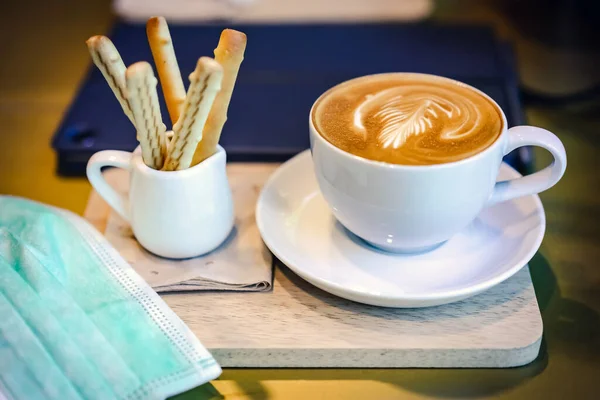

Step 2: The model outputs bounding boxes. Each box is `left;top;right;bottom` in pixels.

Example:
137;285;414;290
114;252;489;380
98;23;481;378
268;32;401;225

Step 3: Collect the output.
256;150;545;307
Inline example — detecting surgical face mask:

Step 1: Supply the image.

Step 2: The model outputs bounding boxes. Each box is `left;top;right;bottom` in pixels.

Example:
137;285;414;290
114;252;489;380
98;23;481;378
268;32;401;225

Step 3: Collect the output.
0;196;221;400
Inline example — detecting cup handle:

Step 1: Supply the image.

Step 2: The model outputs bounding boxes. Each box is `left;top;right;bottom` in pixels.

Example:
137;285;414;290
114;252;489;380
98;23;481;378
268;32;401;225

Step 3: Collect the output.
488;125;567;205
86;150;132;222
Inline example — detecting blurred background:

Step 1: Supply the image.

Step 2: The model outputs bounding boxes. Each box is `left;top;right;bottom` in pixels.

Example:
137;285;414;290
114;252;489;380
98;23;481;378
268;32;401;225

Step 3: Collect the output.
1;1;599;398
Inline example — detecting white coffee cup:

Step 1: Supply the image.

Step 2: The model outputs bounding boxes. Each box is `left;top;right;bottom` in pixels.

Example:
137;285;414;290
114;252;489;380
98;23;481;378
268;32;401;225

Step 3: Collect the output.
87;145;234;259
310;73;567;253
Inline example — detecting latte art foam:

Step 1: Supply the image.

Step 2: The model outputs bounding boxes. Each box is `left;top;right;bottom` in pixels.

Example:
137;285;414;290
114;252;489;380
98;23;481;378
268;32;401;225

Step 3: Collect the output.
313;74;503;165
355;86;482;148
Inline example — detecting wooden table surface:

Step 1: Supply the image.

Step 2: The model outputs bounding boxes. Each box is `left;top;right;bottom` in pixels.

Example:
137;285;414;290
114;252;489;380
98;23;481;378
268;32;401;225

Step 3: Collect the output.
1;1;599;399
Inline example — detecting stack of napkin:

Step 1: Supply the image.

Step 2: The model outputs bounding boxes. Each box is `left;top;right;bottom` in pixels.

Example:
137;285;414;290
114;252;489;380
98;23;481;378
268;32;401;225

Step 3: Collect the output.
99;165;274;293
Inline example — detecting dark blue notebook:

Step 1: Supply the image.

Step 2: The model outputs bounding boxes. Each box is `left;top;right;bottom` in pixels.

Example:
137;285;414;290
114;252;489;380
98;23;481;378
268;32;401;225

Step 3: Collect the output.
52;22;527;176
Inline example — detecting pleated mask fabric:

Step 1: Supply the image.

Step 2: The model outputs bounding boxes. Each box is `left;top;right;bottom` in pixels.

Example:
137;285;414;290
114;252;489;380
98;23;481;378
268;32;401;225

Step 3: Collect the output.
0;196;221;400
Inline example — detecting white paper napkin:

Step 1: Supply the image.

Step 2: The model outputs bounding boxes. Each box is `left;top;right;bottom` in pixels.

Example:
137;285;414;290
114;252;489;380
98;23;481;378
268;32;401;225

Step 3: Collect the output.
103;165;276;293
113;0;433;23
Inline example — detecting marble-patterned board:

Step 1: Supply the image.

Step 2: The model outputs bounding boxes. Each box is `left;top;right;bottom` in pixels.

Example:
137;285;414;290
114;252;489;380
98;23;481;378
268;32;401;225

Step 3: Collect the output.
85;165;543;368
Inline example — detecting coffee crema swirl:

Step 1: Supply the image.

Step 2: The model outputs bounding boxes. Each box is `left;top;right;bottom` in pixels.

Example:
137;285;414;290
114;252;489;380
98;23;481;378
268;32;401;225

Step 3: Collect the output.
313;74;503;165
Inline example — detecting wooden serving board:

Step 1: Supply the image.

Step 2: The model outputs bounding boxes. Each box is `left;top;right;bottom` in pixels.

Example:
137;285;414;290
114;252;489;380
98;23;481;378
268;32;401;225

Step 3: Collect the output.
84;164;543;368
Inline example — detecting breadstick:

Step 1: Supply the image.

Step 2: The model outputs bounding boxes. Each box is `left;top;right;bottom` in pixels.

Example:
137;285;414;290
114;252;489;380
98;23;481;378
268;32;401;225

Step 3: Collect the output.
86;35;135;125
163;57;223;171
147;16;186;126
191;29;246;165
126;62;167;170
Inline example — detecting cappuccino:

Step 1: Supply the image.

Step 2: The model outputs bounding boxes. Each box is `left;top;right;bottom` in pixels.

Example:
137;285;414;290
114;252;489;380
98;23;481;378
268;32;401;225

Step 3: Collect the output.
312;74;503;165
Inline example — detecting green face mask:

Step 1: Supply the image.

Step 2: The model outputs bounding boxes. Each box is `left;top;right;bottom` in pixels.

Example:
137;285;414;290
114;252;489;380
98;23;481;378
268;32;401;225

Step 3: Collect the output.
0;196;221;400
